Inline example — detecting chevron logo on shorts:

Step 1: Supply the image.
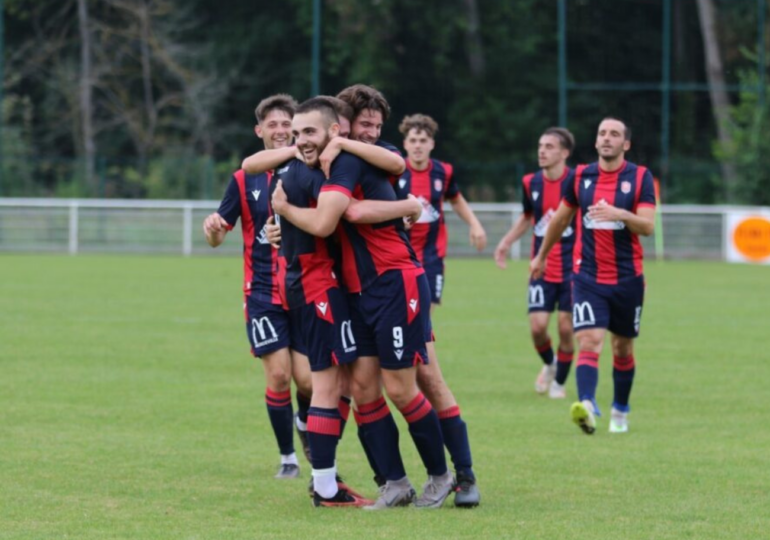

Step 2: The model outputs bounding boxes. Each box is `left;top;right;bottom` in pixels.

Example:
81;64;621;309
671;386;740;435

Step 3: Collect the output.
409;299;418;312
394;349;404;360
316;302;328;316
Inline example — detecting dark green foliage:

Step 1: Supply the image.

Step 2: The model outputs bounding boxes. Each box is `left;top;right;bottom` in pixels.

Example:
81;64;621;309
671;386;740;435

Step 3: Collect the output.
0;0;767;203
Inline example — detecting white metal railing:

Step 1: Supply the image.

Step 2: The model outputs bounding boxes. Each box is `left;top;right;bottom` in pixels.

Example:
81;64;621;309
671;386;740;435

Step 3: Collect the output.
1;197;768;261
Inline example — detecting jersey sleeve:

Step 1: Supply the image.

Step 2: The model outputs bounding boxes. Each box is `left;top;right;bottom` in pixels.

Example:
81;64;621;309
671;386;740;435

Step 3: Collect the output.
216;174;242;230
562;167;580;208
270;161;294;213
376;139;402;156
322;152;362;198
637;168;656;209
443;162;460;200
521;176;533;216
560;169;576;208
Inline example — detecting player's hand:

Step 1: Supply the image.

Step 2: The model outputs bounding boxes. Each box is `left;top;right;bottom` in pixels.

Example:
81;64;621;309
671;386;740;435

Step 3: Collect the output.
470;223;487;252
319;138;342;178
493;242;509;269
294;147;306;164
588;199;626;222
405;194;423;226
265;216;281;249
271;180;288;216
202;212;228;236
530;254;545;280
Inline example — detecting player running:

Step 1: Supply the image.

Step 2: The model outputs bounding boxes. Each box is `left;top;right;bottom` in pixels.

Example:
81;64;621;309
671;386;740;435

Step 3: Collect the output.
494;128;577;399
531;117;656;435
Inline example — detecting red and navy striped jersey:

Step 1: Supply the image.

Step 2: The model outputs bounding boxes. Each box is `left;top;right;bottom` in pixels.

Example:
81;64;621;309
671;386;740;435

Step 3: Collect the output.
270;159;343;310
332;150;423;294
521;168;576;283
393;159;460;267
562;161;656;285
217;169;280;304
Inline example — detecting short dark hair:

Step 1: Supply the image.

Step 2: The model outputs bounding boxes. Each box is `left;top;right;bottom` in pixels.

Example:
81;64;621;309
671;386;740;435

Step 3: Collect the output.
600;117;632;141
399;114;439;139
314;95;354;123
254;94;297;123
336;84;391;121
295;97;340;128
542;127;575;154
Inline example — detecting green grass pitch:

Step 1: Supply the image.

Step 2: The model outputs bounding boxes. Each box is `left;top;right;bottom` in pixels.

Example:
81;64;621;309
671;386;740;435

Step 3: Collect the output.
2;254;769;539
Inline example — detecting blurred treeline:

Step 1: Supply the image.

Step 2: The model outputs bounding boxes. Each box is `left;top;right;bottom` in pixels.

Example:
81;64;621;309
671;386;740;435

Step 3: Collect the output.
1;0;769;203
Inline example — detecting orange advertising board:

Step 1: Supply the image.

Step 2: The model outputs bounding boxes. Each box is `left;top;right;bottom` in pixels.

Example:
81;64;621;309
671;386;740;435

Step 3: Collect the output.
726;213;770;264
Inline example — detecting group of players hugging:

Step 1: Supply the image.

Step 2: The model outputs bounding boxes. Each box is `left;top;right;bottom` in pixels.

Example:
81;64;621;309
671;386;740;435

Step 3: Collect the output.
203;84;656;509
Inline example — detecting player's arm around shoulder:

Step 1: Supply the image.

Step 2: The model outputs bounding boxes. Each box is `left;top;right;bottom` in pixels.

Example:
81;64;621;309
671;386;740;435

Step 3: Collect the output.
275;188;349;238
344;194;422;225
271;174;351;238
242;146;298;174
322;138;405;177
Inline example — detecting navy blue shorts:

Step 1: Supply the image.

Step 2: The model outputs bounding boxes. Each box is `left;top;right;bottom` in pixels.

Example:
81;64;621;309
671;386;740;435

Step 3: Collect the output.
423;259;445;305
356;269;432;370
244;296;293;357
571;274;645;338
348;293;379;358
288;287;357;372
527;277;573;314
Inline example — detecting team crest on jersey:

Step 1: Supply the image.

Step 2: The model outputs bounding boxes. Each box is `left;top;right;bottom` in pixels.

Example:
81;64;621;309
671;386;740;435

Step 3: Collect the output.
532;191;540;201
398;178;407;189
434;179;442;192
621;181;631;194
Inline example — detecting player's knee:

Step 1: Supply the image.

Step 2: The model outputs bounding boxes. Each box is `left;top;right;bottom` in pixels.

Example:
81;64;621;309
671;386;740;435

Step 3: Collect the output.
530;327;549;344
383;381;416;410
266;368;292;392
558;327;574;348
576;334;602;353
417;368;445;397
311;380;339;405
351;383;381;406
529;318;549;340
417;377;454;410
296;378;312;398
612;340;634;358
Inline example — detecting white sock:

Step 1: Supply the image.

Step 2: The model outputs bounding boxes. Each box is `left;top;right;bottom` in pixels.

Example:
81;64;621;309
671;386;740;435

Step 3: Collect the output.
295;415;308;432
312;466;338;498
281;453;299;466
